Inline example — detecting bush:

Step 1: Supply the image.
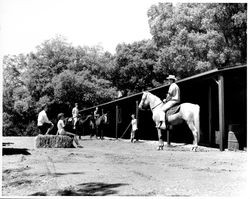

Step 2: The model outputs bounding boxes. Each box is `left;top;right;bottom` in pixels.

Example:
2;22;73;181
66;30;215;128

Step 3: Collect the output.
25;121;40;136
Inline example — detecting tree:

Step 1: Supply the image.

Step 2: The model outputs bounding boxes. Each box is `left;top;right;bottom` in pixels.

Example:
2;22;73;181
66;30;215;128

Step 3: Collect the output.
2;36;117;136
3;54;31;136
112;40;158;94
52;70;117;107
147;3;247;79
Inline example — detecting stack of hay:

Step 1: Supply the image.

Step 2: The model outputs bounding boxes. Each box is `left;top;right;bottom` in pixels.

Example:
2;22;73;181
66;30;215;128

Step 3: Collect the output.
35;135;74;148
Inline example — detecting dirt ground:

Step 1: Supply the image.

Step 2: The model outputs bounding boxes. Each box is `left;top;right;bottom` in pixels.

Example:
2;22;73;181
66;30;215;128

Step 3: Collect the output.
1;136;248;197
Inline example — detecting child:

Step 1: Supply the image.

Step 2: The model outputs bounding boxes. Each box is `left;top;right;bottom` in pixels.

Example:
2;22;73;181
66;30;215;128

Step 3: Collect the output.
130;114;138;143
57;113;83;148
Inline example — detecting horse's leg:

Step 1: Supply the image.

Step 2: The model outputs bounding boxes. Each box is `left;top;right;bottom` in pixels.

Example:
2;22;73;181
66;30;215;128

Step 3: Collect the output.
187;120;198;152
98;126;101;139
96;126;99;139
101;128;103;140
101;125;105;140
79;126;83;140
166;125;172;146
157;128;164;150
90;127;93;139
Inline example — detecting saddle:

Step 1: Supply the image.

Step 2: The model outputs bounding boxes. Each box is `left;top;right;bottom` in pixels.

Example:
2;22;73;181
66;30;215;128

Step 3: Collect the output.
166;104;181;117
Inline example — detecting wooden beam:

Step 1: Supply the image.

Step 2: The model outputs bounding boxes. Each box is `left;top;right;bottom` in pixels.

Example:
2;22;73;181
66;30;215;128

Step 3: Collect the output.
218;75;225;151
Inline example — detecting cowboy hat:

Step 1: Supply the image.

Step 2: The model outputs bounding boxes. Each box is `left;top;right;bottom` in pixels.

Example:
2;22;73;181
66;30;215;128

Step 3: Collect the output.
167;75;177;81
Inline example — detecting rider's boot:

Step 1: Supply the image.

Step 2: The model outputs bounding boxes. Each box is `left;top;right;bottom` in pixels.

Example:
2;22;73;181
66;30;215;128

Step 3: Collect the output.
156;122;162;129
156;111;167;129
157;122;167;129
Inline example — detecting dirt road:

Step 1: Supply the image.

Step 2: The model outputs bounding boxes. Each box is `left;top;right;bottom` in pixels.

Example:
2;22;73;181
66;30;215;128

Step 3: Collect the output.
2;136;248;197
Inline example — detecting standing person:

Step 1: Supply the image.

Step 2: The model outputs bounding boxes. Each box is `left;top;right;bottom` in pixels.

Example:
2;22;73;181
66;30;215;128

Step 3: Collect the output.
37;105;54;135
57;113;83;148
93;107;101;138
72;103;79;129
94;107;100;120
158;75;180;128
89;117;96;139
130;114;138;143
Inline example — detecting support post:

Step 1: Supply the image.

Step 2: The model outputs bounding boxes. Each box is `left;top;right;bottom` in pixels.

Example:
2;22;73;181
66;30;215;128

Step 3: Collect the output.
208;85;212;145
115;105;119;139
136;101;139;121
167;125;172;146
218;75;225;151
167;129;170;146
136;100;139;141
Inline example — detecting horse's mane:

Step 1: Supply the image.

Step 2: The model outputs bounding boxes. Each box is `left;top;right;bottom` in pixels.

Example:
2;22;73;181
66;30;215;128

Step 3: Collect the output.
145;91;162;103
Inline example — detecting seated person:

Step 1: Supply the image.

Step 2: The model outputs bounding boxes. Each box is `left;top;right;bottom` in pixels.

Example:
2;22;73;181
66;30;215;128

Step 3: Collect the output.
37;104;54;135
57;113;83;148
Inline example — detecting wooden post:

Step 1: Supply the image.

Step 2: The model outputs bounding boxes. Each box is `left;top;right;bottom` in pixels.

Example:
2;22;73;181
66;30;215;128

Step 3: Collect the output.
135;101;139;120
218;75;225;151
115;105;119;139
167;125;172;146
136;100;139;141
167;129;170;146
208;85;212;145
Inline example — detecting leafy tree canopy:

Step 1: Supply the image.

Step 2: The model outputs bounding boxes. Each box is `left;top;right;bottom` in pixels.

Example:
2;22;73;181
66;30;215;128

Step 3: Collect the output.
147;3;246;79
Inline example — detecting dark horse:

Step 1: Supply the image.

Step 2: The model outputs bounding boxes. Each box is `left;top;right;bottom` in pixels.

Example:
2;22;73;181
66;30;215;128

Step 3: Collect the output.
94;113;108;140
64;114;92;139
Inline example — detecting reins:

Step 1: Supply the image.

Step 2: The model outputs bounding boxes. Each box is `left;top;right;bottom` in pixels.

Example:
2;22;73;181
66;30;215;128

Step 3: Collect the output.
151;101;163;110
145;92;163;111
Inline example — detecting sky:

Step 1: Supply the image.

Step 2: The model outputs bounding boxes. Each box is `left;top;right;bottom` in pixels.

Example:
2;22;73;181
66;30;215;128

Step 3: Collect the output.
0;0;175;55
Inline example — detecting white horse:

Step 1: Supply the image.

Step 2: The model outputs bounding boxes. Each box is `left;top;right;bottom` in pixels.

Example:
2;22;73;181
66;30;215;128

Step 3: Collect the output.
139;91;200;151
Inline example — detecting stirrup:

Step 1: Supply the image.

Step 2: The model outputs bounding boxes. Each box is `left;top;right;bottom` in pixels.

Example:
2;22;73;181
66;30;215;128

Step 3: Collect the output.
156;121;163;129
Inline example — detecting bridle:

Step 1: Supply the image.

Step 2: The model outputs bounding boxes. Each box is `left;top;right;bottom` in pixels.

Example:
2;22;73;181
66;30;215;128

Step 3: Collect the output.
141;92;163;111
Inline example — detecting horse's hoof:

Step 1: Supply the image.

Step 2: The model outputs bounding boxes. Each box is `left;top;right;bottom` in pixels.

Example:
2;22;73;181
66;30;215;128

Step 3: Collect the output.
157;146;164;151
191;146;198;152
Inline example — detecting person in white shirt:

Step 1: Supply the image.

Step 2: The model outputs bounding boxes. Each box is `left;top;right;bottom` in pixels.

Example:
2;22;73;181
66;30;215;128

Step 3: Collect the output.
57;113;82;148
94;107;100;120
37;105;54;135
130;114;138;143
158;75;180;128
72;103;79;129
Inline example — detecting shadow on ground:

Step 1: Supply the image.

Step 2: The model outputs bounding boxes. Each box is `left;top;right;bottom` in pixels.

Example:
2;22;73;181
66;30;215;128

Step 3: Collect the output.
2;142;14;146
30;182;128;196
2;148;31;155
53;172;85;177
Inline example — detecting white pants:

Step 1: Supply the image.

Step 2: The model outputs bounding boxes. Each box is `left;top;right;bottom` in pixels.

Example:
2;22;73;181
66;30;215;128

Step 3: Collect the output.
73;116;78;127
159;100;179;121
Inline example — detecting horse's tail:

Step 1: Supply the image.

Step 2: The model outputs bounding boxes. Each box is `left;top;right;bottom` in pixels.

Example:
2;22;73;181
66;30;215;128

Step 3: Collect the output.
194;104;200;143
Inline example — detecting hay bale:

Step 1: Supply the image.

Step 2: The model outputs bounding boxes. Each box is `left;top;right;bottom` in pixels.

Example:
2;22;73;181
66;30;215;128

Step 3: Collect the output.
35;135;74;148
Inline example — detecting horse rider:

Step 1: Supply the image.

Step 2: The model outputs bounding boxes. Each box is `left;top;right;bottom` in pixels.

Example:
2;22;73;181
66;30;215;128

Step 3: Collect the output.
157;75;180;128
72;103;79;129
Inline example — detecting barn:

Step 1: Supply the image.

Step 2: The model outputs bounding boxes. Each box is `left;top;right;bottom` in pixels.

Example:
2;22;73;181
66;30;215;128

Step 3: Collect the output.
80;65;247;151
